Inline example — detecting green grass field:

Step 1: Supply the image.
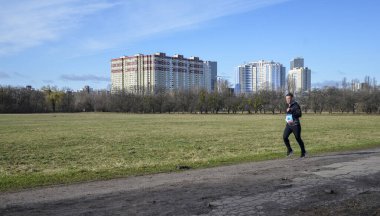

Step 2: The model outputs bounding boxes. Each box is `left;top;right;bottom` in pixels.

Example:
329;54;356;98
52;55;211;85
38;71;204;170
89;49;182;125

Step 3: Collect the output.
1;113;379;191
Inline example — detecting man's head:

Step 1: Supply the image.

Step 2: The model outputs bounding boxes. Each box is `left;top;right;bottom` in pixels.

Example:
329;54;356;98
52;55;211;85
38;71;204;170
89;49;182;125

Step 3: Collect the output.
285;93;293;105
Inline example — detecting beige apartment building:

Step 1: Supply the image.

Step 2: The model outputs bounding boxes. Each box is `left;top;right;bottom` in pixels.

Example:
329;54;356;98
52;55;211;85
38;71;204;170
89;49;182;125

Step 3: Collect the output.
288;57;311;93
111;52;217;93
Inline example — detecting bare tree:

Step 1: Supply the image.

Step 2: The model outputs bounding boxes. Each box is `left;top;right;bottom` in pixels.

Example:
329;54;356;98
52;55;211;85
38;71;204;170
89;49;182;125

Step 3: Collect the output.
287;74;296;95
41;86;64;112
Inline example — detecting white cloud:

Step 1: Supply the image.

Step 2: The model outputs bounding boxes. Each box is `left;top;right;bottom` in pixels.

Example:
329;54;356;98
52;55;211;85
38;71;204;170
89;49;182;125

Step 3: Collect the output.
81;38;115;52
120;0;290;40
0;0;116;55
60;74;109;82
0;71;10;78
312;80;340;89
43;80;54;84
0;0;290;55
76;0;291;55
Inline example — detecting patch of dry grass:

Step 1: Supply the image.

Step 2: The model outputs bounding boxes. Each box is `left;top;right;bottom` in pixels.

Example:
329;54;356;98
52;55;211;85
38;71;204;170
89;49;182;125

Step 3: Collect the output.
0;113;379;191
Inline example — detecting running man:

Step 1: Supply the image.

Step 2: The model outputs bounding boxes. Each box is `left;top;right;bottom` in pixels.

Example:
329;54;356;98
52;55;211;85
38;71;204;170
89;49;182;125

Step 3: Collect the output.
283;93;307;158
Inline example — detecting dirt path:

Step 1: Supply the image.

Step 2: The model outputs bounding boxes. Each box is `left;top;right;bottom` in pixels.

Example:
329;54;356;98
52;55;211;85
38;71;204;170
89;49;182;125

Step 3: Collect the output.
1;148;380;216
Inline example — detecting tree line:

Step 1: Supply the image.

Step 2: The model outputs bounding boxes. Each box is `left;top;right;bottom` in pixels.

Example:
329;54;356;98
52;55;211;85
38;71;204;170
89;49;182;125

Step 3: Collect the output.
0;81;379;114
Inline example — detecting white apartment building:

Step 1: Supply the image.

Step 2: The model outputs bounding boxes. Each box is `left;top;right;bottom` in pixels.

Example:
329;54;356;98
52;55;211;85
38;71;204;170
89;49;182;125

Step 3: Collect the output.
237;60;286;93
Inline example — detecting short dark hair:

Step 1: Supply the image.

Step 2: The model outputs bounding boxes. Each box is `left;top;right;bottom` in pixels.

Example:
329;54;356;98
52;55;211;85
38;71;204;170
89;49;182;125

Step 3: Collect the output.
286;93;294;98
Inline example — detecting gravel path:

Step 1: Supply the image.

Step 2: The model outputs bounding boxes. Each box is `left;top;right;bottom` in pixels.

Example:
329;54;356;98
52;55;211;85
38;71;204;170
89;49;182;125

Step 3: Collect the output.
1;148;380;215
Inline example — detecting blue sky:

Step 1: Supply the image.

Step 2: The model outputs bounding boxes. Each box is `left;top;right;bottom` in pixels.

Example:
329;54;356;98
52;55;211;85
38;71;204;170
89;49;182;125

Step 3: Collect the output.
0;0;379;90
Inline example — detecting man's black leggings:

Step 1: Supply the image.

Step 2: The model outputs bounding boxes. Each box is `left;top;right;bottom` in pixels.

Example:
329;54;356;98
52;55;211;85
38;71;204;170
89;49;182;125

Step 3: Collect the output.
283;124;306;154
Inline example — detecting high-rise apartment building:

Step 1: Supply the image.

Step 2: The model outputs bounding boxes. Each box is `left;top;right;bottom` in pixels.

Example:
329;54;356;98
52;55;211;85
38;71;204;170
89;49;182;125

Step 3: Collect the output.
288;57;311;93
237;64;253;93
204;61;218;91
111;53;217;93
237;60;286;93
290;57;304;70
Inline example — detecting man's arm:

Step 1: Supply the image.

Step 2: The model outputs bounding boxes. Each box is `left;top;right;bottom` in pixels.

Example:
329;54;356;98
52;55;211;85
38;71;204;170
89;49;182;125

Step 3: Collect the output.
292;103;302;118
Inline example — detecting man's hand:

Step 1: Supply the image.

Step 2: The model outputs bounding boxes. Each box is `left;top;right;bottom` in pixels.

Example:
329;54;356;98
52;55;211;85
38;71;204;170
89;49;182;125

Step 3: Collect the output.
287;108;291;112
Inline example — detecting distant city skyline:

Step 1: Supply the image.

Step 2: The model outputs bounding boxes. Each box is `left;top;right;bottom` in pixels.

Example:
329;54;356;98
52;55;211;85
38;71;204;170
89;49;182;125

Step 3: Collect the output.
0;0;379;90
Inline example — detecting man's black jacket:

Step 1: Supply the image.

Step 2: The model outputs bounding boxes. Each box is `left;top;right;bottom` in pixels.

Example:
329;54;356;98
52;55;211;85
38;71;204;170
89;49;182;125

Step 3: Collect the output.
286;101;302;126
